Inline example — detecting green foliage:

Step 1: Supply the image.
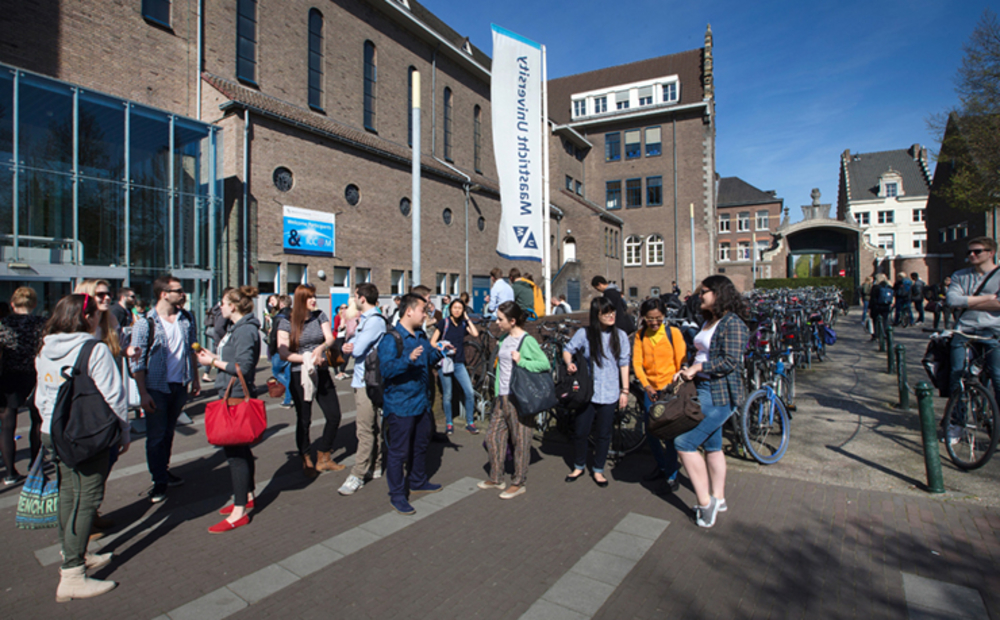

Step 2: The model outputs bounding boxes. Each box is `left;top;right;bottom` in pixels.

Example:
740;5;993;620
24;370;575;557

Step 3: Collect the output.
929;9;1000;214
754;277;855;305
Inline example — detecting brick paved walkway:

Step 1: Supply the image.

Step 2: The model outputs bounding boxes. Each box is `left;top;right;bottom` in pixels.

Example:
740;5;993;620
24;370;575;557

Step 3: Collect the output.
1;344;998;619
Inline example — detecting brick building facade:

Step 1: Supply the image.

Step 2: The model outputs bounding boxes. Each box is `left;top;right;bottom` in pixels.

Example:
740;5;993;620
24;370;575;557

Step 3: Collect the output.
715;176;784;291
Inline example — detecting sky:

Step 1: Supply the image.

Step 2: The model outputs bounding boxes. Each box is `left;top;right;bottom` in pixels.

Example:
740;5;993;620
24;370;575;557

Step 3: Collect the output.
421;0;992;221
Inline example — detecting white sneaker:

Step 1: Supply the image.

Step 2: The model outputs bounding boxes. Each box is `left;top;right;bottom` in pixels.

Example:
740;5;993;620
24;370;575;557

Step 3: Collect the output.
717;499;728;513
338;475;364;496
477;479;507;491
695;497;719;528
370;468;383;480
946;426;963;445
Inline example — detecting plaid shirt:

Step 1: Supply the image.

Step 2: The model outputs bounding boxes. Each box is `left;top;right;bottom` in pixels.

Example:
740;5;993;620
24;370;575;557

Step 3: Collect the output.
699;312;749;408
129;308;199;393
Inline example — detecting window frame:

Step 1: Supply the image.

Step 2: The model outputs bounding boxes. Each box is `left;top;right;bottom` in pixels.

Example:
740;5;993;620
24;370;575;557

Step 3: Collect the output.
646;176;662;206
645;126;661;157
236;0;258;85
737;211;751;232
308;9;324;111
662;82;677;103
473;104;482;173
625;235;642;267
719;213;731;233
857;211;870;225
885;182;898;198
605;132;620;162
646;234;665;265
755;210;769;231
443;87;453;161
363;41;377;132
624;129;641;160
594;96;607;114
142;0;172;28
877;210;894;224
737;241;751;261
625;178;642;208
573;100;585;117
912;208;925;223
605;180;622;210
718;242;731;262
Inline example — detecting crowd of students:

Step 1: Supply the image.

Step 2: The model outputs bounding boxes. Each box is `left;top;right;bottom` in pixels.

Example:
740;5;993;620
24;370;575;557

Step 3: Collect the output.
2;269;755;603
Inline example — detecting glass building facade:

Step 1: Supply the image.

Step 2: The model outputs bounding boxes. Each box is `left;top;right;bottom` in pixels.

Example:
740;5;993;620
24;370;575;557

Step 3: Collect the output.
0;63;222;320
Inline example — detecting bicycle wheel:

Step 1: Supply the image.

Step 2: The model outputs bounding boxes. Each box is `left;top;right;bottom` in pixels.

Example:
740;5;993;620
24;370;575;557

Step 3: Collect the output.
740;388;790;464
944;382;1000;470
774;373;793;412
609;397;646;460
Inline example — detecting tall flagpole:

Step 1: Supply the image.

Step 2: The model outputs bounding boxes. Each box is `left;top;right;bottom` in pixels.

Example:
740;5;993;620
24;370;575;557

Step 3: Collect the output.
541;44;551;311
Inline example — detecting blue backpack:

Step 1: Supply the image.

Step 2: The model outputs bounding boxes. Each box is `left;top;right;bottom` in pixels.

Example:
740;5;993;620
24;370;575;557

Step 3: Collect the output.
875;285;893;306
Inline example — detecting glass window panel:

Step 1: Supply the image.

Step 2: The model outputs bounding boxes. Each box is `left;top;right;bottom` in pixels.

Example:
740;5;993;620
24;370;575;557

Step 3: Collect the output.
0;164;12;238
19;74;73;172
174;118;209;194
0;69;12;164
18;169;73;251
129;185;170;270
78;90;125;180
174;193;199;268
130;106;170;188
78;178;124;265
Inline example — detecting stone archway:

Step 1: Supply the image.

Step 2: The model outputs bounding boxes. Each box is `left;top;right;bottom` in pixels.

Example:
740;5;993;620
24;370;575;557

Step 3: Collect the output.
769;219;883;289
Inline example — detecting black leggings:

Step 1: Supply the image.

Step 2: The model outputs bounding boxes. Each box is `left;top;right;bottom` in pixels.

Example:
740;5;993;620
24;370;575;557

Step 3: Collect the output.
289;368;342;455
1;373;41;476
223;445;255;507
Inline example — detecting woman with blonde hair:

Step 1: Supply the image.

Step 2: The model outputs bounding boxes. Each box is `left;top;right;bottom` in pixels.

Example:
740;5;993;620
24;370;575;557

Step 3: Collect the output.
73;279;122;359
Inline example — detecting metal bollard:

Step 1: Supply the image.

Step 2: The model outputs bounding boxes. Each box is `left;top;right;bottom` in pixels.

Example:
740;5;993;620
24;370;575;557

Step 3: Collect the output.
877;317;886;352
896;344;910;411
886;325;895;374
915;382;945;493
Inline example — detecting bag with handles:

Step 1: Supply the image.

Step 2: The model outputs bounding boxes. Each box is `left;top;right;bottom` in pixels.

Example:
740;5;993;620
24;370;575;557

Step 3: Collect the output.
205;365;268;446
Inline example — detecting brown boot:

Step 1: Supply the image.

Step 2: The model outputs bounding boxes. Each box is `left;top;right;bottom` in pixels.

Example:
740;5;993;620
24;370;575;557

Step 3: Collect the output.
315;451;345;472
302;453;319;478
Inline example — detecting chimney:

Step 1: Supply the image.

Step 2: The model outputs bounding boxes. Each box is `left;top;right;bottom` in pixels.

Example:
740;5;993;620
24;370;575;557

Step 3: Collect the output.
910;143;921;160
703;24;714;101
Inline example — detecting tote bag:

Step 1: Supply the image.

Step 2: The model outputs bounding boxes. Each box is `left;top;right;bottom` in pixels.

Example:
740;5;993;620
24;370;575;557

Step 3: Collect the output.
15;448;59;530
508;336;559;418
648;379;704;441
205;365;268;446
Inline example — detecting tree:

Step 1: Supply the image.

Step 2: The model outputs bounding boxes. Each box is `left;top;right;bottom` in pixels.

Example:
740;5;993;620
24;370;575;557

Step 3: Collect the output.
930;9;1000;213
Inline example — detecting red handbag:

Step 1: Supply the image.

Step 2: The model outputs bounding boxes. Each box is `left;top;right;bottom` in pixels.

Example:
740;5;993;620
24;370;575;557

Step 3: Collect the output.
205;365;268;446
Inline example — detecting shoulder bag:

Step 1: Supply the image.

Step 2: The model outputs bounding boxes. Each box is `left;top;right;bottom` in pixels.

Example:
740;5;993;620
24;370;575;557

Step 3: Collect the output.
648;379;704;441
15;447;59;530
205;364;268;446
508;336;559;419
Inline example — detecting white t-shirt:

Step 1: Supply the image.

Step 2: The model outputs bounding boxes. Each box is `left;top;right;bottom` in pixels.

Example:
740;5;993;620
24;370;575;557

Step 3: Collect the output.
693;320;720;366
161;315;187;384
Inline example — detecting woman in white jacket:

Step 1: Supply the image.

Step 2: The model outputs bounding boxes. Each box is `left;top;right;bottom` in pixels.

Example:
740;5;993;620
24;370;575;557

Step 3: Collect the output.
35;294;130;602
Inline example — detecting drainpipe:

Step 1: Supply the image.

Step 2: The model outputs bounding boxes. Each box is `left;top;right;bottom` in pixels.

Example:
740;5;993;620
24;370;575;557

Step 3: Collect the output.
243;108;250;285
672;117;678;284
196;0;203;120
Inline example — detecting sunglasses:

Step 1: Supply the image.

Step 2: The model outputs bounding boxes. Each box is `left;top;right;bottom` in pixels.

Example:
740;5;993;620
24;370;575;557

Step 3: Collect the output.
166;288;185;294
95;292;111;299
966;249;990;256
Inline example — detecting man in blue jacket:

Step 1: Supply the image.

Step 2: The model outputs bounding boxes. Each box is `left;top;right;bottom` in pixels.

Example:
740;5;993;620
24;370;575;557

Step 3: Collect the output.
379;293;450;515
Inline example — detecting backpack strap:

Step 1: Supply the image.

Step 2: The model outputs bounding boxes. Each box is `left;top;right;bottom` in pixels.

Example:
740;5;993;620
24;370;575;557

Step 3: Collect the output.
144;315;155;369
73;339;100;375
956;267;1000;321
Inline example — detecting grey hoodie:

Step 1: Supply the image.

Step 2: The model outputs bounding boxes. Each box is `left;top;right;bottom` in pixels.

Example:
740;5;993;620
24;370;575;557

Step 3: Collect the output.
215;314;261;399
35;333;130;443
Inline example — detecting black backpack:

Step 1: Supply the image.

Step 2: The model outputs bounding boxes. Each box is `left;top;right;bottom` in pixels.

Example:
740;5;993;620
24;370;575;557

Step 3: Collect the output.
555;348;593;413
50;340;123;468
363;316;404;408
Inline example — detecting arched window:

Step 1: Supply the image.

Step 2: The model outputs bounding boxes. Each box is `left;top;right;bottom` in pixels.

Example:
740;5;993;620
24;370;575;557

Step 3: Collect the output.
646;234;664;265
625;235;642;267
407;66;416;146
308;10;324;110
473;105;482;173
443;87;453;161
363;41;377;131
236;0;257;84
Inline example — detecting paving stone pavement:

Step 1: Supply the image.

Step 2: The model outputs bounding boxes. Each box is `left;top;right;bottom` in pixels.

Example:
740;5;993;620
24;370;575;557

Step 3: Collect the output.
0;345;998;619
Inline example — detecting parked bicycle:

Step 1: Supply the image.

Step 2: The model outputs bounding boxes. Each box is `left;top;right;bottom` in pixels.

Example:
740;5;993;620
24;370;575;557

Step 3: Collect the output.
942;332;1000;470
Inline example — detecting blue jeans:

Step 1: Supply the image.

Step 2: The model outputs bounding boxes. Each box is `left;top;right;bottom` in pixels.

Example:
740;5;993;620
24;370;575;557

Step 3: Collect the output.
145;383;187;485
385;410;433;501
861;299;869;321
642;393;679;479
893;300;913;325
440;363;476;426
948;334;1000;425
675;383;734;453
271;353;292;405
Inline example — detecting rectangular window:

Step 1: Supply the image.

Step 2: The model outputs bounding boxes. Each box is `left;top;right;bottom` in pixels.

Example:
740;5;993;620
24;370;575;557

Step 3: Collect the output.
958;222;969;238
236;0;257;84
575;180;582;196
565;175;573;191
912;209;925;223
333;267;351;287
606;181;621;210
639;96;652;106
885;183;898;197
474;105;482;173
436;273;448;295
625;178;642;208
645;126;661;156
615;90;630;110
391;269;406;295
625;236;641;266
719;213;731;232
594;96;607;114
737;212;751;232
718;242;731;262
877;210;894;224
364;41;378;131
662;82;677;103
308;10;324;111
756;240;770;260
755;210;769;230
913;233;926;252
573;100;586;117
605;132;620;162
938;229;947;244
646;176;662;206
142;0;171;27
877;234;895;253
449;274;460;295
443;87;453;161
624;130;641;159
737;241;751;261
356;267;372;283
857;211;870;225
628;287;639;298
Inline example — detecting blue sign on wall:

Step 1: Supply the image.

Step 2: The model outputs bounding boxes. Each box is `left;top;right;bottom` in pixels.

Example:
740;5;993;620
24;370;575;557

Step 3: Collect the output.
283;206;335;257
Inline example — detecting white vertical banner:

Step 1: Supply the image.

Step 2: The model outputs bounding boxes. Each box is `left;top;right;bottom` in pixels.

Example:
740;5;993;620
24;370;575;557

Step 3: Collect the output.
491;24;544;262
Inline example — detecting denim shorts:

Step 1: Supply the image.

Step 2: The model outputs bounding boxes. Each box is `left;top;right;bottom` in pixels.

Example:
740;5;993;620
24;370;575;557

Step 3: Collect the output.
674;382;734;453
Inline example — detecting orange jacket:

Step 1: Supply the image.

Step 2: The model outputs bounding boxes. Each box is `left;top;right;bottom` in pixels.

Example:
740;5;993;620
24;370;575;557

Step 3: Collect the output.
632;325;686;391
